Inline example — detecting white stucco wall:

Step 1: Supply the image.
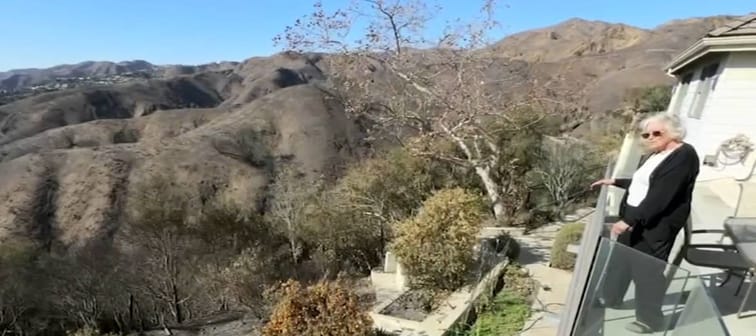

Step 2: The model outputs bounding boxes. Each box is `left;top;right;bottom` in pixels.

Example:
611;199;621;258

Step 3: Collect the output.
670;52;756;208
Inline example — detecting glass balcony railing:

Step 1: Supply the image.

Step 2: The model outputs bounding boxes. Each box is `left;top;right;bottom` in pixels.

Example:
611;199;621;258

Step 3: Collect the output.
560;146;737;336
671;275;731;336
571;237;729;336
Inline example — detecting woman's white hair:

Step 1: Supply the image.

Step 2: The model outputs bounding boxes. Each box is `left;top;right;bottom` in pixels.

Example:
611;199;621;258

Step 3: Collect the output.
638;112;686;141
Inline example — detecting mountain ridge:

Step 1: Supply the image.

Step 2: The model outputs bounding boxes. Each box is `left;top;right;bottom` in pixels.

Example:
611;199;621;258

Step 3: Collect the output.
0;13;749;335
0;13;744;249
0;15;738;91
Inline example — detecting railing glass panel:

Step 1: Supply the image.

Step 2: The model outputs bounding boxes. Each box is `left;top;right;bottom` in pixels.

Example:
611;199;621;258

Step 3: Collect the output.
572;237;727;336
670;276;730;336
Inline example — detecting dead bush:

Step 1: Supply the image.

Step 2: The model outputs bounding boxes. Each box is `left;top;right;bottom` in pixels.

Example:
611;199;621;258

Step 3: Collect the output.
262;279;373;336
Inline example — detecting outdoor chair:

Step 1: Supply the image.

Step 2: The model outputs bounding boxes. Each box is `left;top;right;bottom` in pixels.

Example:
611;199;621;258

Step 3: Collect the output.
669;216;752;295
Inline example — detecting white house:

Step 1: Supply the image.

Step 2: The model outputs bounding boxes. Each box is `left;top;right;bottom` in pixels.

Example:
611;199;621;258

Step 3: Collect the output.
611;14;756;225
559;15;756;336
664;14;756;223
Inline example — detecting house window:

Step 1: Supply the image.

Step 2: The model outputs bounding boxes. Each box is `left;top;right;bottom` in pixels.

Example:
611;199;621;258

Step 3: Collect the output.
688;62;720;119
671;72;693;115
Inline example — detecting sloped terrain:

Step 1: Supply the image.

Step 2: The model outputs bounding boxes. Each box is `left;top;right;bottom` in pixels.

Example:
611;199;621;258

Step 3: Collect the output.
0;53;364;251
0;60;241;92
0;14;740;253
0;60;155;91
505;15;737;115
0;13;748;336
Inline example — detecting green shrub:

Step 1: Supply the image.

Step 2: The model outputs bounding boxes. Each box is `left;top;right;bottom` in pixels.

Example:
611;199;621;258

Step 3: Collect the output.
550;222;586;270
392;188;485;291
469;291;532;336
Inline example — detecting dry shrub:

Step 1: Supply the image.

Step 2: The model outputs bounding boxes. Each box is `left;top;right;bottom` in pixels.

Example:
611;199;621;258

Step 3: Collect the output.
66;326;118;336
529;141;601;219
262;279;373;336
503;263;535;299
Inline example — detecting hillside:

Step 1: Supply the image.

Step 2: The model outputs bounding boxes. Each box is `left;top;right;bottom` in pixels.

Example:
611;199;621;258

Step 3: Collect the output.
0;12;742;335
0;53;365;252
498;15;737;115
0;14;737;250
0;60;240;92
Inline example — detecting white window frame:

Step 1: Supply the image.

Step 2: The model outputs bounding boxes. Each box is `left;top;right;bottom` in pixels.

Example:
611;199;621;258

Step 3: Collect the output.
688;62;720;119
671;72;694;116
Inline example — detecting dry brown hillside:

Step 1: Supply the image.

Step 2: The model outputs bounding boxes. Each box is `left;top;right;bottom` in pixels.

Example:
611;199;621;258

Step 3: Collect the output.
501;15;737;115
0;53;365;252
0;14;737;252
0;12;747;336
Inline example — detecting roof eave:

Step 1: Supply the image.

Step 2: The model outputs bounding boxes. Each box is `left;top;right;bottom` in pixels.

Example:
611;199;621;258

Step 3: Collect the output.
665;35;756;75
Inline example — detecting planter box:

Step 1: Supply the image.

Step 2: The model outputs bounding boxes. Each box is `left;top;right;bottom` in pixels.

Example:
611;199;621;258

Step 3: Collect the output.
370;259;511;336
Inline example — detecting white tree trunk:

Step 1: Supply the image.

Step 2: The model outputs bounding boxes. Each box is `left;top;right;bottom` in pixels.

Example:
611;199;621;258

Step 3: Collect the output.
475;165;505;220
443;127;506;221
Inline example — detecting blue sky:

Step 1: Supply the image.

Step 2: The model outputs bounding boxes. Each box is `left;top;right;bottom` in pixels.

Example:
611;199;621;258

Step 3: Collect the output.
0;0;752;71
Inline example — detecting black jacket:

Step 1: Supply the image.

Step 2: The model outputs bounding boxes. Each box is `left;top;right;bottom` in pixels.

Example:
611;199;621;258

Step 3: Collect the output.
613;143;700;257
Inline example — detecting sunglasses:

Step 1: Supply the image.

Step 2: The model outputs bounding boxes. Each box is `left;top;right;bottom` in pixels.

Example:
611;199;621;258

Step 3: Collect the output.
641;131;663;139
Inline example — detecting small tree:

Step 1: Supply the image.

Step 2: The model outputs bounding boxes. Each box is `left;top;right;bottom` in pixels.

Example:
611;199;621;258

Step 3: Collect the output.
213;247;289;316
276;0;573;223
196;201;291;314
267;165;323;266
121;173;197;325
0;241;39;335
392;188;485;290
625;85;673;115
334;147;451;253
262;280;373;336
41;246;124;330
338;148;438;224
300;189;384;276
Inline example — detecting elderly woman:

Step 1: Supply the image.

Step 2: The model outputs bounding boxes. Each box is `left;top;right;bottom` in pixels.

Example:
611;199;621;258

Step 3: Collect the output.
591;112;700;333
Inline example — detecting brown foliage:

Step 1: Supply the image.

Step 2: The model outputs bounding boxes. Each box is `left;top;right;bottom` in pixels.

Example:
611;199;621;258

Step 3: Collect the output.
299;188;384;276
262;279;373;336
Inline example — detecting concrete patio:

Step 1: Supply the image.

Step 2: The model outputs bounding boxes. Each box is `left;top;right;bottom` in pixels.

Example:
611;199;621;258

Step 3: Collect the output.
674;182;756;335
574;261;755;336
575;182;756;336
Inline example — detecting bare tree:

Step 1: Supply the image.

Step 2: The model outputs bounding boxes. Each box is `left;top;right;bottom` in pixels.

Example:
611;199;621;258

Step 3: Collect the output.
530;140;600;218
267;165;323;266
276;0;568;222
43;246;124;329
0;241;37;335
121;173;199;325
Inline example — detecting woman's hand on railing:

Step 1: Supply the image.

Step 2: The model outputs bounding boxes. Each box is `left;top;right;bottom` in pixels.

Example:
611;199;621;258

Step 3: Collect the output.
611;220;631;236
590;178;615;190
